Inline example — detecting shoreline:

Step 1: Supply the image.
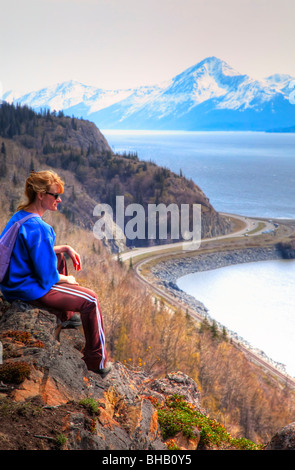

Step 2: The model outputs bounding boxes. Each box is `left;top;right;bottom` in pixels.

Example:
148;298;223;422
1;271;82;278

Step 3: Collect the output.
151;245;283;283
150;245;292;375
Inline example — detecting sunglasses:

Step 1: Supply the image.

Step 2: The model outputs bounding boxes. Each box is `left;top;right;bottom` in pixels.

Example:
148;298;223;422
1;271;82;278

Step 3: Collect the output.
46;192;61;200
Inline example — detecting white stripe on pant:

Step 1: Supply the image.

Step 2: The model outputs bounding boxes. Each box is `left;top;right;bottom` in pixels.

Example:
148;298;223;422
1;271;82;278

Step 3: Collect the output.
51;284;106;370
33;279;108;371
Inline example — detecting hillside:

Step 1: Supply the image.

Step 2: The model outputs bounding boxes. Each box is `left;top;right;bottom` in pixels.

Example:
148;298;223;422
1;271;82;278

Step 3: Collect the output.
1;103;295;449
0;103;231;249
1;235;295;450
0;294;262;451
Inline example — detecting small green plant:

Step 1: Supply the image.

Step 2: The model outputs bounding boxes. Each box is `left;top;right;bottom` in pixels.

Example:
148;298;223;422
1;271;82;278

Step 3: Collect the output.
154;394;262;450
79;397;100;416
15;400;42;418
55;433;67;448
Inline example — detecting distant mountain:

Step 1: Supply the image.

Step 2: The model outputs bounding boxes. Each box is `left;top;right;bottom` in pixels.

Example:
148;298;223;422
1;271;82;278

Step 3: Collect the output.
4;57;295;131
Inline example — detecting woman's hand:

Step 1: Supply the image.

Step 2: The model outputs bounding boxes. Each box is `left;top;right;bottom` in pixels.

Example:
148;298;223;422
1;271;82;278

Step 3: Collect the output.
57;274;79;285
65;275;79;285
67;247;82;272
54;245;82;271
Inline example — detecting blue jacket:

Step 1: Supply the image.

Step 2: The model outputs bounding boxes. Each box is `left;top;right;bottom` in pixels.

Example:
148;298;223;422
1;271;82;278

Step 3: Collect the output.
0;210;60;302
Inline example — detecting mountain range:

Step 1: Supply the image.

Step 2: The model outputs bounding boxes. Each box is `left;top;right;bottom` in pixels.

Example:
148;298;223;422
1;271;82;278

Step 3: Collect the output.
3;57;295;131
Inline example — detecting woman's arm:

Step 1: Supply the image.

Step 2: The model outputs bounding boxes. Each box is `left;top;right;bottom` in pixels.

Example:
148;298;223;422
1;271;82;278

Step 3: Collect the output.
54;245;68;254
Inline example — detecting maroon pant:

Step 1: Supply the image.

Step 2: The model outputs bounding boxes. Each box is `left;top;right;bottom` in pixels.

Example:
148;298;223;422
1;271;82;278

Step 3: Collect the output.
32;254;107;371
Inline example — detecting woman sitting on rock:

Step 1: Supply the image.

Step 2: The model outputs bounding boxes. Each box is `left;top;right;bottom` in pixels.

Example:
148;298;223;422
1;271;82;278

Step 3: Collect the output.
0;170;111;378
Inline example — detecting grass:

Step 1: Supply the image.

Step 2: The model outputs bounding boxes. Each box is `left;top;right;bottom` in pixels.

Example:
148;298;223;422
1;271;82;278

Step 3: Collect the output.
55;433;68;448
79;397;100;416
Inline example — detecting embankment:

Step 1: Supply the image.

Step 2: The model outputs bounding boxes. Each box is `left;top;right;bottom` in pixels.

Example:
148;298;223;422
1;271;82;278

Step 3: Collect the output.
151;245;283;286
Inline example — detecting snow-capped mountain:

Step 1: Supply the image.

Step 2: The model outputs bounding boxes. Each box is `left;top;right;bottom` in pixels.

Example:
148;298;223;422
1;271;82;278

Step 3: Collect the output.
3;57;295;131
3;80;135;114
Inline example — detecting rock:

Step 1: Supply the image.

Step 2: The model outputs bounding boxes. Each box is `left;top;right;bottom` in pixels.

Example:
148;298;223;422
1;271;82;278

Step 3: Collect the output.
147;372;202;409
172;429;201;451
267;422;295;450
1;293;294;450
0;295;203;450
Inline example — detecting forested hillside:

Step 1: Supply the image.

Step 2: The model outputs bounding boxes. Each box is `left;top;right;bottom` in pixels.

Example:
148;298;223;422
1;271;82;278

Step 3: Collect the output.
1;103;295;445
0;102;231;248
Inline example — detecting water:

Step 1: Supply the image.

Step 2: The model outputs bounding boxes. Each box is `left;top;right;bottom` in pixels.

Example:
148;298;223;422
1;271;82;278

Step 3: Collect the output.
177;260;295;377
103;130;295;219
103;130;295;376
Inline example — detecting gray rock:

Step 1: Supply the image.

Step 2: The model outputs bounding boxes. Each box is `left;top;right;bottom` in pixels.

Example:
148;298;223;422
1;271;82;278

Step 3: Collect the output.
267;422;295;450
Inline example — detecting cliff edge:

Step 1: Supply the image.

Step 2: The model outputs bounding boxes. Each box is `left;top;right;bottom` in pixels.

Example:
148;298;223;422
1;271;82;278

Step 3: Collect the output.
0;294;202;451
0;294;294;451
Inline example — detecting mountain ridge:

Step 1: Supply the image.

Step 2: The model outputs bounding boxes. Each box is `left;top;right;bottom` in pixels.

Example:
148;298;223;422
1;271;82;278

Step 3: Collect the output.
3;57;295;131
0;102;231;249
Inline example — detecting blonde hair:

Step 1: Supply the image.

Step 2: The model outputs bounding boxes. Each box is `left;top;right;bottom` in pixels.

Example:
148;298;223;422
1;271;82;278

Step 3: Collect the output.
17;170;65;211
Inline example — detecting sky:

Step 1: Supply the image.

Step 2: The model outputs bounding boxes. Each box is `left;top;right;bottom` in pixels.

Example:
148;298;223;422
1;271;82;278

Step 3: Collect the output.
0;0;294;95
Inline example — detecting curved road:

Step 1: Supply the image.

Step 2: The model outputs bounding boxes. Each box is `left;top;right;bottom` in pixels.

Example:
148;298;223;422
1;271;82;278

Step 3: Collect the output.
116;212;275;262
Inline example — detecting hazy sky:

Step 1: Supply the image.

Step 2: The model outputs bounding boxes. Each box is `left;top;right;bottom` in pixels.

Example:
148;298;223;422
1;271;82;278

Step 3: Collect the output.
1;0;294;94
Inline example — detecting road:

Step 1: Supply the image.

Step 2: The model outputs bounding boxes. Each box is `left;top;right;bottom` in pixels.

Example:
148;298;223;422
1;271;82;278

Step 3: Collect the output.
116;212;275;263
113;212;295;388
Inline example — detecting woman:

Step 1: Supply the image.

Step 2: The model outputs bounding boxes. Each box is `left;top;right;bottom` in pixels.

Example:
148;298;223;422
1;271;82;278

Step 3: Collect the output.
0;170;111;377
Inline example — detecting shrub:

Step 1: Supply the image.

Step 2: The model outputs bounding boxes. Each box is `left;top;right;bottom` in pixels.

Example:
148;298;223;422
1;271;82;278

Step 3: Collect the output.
0;361;31;384
155;394;262;450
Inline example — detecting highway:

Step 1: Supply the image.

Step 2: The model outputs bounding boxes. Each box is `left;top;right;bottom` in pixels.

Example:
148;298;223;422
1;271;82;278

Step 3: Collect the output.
116;212;276;262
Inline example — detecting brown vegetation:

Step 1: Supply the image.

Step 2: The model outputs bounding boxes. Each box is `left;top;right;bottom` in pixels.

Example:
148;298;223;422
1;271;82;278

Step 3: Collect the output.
1;104;295;446
29;214;295;446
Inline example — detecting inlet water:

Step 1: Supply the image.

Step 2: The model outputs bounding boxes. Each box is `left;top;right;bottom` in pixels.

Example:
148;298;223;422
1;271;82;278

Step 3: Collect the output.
176;259;295;377
103;130;295;219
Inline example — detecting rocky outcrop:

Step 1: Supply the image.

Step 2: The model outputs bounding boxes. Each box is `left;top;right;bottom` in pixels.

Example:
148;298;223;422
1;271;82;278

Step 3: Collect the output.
0;295;202;450
1;294;294;450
